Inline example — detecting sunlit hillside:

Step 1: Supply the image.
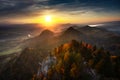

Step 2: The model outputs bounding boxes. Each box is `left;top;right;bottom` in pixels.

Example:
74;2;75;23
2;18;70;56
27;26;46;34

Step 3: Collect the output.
34;40;120;80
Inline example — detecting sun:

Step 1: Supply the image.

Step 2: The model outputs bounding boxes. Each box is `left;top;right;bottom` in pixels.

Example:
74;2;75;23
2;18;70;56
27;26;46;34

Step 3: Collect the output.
45;15;52;22
38;15;58;29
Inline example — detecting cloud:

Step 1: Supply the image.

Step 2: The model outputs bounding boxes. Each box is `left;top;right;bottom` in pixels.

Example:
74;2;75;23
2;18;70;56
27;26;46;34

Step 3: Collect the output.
0;0;120;19
0;0;50;18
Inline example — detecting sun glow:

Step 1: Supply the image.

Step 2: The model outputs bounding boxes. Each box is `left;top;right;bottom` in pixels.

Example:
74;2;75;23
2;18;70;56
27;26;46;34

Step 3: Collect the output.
43;15;54;28
35;14;64;29
45;15;52;22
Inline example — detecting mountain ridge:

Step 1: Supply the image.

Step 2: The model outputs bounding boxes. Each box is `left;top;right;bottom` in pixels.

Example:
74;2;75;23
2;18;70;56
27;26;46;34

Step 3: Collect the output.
26;25;120;55
0;24;120;80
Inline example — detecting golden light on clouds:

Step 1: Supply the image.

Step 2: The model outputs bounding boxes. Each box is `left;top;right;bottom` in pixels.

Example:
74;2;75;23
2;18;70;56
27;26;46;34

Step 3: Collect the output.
3;10;120;25
34;13;65;29
0;0;120;25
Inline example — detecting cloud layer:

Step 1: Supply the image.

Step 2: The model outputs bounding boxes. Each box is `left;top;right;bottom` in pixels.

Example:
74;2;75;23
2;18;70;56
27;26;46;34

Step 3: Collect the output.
0;0;120;23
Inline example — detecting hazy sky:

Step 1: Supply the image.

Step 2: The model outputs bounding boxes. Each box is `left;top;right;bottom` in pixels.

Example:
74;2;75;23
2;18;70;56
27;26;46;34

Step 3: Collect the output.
0;0;120;24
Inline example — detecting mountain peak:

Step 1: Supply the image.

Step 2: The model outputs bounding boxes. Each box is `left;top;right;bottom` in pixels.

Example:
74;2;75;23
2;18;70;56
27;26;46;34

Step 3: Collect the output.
79;25;94;30
61;26;82;38
65;26;79;33
83;25;91;28
67;27;75;31
39;29;54;37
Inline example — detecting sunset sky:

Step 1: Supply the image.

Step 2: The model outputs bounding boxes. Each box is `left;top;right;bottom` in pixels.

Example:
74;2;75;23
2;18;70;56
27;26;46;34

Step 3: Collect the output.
0;0;120;24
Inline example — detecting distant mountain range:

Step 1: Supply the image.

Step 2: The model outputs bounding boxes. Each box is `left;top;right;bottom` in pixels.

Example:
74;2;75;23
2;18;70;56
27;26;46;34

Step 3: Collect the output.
26;25;120;55
90;21;120;33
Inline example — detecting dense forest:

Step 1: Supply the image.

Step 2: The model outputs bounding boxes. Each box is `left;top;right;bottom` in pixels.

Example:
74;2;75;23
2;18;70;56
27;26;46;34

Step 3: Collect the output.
33;40;120;80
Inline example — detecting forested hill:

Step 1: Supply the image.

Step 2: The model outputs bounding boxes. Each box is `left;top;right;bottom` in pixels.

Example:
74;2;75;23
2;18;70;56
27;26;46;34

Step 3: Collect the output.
0;40;119;80
34;40;120;80
0;25;120;80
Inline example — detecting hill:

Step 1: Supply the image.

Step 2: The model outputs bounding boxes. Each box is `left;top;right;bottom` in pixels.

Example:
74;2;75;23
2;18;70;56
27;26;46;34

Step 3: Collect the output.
0;40;120;80
34;40;120;80
0;25;120;80
26;26;120;55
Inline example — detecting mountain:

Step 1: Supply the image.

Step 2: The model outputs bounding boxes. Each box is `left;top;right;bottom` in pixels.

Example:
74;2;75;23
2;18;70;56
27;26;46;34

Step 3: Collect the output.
1;40;119;80
76;25;120;54
0;24;120;80
79;25;92;30
90;21;120;34
0;47;49;80
34;40;119;80
38;29;54;38
59;26;86;42
25;29;56;50
63;26;80;35
78;25;114;37
25;26;120;55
